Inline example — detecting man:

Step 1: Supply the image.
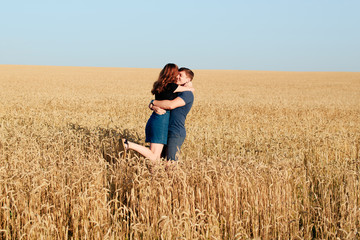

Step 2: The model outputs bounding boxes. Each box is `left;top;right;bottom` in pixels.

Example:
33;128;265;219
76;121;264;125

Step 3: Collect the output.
152;67;194;160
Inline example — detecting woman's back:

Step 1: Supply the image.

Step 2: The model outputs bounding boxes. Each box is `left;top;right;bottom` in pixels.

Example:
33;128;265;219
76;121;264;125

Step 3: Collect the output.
155;82;178;100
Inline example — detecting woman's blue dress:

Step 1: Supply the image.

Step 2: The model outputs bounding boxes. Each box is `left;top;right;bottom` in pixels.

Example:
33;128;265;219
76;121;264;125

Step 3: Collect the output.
145;111;170;144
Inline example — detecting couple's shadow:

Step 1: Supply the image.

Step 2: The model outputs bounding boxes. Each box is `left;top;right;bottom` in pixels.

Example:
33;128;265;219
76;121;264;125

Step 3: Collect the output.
67;123;156;232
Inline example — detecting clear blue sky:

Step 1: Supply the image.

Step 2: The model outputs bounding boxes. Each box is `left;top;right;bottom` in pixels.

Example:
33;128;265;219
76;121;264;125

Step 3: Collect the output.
1;0;359;71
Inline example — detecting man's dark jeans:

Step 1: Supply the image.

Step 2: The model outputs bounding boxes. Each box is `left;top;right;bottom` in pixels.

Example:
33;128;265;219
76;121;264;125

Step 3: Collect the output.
162;134;186;161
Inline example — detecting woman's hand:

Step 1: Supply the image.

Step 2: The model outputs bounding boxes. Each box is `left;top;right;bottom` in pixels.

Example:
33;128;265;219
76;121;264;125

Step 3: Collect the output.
153;105;166;115
184;81;193;88
185;82;194;92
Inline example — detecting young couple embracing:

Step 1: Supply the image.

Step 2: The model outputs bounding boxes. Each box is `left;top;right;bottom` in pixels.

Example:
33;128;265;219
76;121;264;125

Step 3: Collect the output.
120;63;194;163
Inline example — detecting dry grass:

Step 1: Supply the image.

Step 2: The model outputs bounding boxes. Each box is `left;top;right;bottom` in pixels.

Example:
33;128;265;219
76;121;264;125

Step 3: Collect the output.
0;65;359;239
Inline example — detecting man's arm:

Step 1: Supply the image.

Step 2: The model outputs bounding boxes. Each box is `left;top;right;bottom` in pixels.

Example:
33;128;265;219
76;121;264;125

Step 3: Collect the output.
153;97;186;110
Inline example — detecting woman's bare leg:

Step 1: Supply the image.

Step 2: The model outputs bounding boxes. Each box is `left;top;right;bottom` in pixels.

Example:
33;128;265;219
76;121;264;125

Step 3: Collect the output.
124;139;163;162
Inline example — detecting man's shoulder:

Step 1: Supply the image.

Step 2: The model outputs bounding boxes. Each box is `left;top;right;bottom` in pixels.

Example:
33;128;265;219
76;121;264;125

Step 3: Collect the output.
178;91;194;101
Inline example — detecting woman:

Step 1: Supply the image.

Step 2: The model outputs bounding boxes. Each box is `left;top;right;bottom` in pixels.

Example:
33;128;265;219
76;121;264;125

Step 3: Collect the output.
120;63;193;162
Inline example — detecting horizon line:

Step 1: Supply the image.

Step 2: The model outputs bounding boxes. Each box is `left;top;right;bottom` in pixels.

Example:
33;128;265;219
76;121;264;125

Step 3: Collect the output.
0;64;359;73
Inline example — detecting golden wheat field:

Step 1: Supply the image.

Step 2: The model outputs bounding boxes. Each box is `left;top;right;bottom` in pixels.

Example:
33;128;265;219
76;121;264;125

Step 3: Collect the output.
0;65;359;239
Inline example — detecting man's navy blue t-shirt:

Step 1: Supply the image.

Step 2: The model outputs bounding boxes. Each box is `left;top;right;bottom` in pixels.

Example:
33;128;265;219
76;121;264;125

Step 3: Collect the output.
168;91;194;137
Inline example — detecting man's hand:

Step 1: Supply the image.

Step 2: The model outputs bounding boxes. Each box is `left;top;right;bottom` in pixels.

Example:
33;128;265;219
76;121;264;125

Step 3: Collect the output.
153;105;166;115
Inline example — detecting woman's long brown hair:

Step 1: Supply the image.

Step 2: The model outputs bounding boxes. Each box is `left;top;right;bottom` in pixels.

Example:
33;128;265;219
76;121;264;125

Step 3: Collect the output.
151;63;179;95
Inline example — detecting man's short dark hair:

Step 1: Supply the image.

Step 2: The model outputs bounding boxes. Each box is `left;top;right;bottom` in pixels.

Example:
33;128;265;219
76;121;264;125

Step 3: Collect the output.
179;67;194;80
